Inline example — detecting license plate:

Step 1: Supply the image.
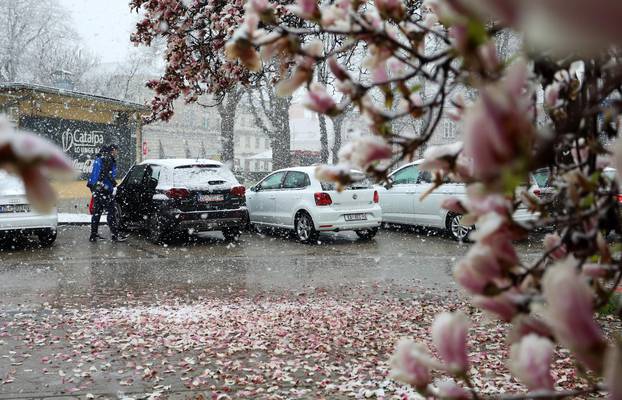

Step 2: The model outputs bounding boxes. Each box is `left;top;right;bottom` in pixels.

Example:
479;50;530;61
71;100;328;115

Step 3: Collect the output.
0;204;30;213
198;194;224;202
344;213;367;221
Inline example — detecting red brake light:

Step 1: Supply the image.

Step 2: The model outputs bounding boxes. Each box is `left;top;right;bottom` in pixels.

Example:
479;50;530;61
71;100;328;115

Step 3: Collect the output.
373;190;379;203
532;189;541;198
230;185;246;197
165;188;190;199
616;194;622;204
314;192;332;206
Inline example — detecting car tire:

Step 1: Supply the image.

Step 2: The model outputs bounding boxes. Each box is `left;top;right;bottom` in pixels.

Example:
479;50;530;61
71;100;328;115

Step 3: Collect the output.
149;213;168;244
222;228;241;242
294;211;318;244
115;203;129;233
355;227;379;240
37;229;57;246
446;212;473;242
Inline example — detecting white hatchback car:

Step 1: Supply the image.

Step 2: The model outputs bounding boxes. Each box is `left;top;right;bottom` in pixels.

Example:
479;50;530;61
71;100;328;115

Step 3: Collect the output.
246;167;382;243
0;170;58;246
378;160;538;241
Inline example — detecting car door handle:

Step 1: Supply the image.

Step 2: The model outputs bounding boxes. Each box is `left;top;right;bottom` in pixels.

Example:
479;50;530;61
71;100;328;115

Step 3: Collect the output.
406;191;416;194
269;196;276;199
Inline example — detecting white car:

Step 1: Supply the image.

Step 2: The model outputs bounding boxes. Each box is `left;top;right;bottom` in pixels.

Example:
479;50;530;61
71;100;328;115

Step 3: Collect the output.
246;167;382;243
378;160;537;241
0;170;58;246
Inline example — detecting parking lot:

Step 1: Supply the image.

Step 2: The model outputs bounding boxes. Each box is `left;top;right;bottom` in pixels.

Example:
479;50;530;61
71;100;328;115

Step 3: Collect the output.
0;225;546;311
0;225;546;399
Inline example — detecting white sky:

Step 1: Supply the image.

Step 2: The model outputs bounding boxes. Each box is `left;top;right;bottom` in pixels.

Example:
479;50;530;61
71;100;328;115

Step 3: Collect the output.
58;0;140;63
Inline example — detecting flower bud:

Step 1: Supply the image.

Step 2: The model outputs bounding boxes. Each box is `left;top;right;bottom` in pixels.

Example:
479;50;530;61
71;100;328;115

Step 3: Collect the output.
389;339;437;389
542;259;607;372
431;312;470;374
509;334;555;391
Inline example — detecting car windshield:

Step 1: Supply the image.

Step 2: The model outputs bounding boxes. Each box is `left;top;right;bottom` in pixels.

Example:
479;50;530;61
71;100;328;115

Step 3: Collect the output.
320;171;371;191
0;170;26;195
173;165;237;187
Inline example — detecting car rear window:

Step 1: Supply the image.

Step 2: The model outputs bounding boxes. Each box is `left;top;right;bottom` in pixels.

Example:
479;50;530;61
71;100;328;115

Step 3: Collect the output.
531;168;550;188
320;171;371;191
173;165;238;187
0;171;25;195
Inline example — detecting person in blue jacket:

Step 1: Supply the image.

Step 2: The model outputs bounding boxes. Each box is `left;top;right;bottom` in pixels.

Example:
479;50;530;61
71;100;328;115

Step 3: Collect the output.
87;144;127;242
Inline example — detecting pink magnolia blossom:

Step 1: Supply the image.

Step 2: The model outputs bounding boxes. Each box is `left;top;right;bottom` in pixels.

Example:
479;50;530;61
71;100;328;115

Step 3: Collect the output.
544;82;562;108
338;136;392;170
314;164;350;183
441;197;467;215
288;0;321;20
328;57;350;81
374;0;405;21
509;334;555;391
605;340;622;400
304;83;338;115
320;1;351;29
431;312;470;374
462;60;533;182
389;338;438;389
435;378;472;399
0;119;74;212
582;263;610;279
542;259;607;372
420;142;463;172
275;58;314;97
543;232;567;260
477;41;499;72
472;292;519;322
453;243;504;294
225;17;262;72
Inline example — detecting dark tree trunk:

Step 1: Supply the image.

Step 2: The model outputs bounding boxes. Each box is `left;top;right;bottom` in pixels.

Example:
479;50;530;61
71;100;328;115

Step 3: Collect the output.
319;114;329;163
217;87;242;168
332;116;344;164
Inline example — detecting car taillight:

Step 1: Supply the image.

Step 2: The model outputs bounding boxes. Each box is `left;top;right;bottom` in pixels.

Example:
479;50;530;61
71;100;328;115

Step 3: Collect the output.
314;192;332;206
532;189;541;198
373;190;379;203
165;188;190;199
617;194;622;204
230;185;246;197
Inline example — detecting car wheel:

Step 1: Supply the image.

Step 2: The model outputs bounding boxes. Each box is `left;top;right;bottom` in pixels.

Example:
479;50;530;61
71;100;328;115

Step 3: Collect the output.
446;212;473;242
222;228;241;242
115;203;129;233
149;213;168;244
355;227;379;240
295;212;318;243
37;229;57;246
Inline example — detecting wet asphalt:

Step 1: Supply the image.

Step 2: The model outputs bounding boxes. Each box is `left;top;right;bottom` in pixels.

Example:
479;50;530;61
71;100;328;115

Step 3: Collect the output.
0;225;545;311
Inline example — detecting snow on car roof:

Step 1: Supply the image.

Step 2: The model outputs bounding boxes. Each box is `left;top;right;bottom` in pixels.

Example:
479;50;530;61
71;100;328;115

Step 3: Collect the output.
139;158;224;168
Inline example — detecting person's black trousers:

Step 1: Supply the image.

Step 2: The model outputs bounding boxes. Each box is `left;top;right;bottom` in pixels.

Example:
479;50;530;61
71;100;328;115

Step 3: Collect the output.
90;190;119;237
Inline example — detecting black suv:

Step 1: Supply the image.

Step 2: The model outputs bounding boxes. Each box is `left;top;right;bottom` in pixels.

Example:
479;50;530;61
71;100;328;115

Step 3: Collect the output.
115;159;248;243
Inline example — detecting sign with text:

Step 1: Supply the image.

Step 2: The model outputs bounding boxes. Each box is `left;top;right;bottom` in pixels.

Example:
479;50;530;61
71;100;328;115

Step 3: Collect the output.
20;115;135;178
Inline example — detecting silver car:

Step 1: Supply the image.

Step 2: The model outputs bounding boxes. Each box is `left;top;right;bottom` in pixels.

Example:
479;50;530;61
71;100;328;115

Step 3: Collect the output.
0;170;57;246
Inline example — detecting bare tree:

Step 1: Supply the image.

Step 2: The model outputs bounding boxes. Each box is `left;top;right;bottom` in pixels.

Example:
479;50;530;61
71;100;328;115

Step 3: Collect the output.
246;75;292;170
0;0;74;82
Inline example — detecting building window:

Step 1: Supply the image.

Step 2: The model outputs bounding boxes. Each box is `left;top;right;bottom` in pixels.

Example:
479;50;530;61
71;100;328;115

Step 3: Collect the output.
245;136;251;148
255;137;260;148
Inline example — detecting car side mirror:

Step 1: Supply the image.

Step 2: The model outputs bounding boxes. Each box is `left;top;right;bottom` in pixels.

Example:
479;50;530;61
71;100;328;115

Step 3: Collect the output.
250;185;258;192
384;180;394;189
